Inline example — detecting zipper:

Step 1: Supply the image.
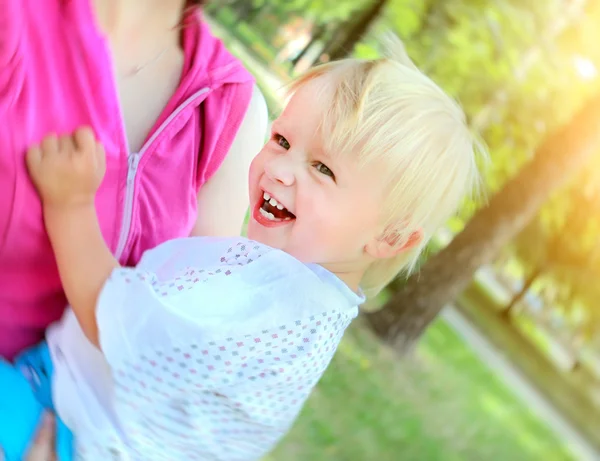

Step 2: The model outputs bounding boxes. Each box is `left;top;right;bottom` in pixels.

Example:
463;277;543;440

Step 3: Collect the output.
114;87;211;261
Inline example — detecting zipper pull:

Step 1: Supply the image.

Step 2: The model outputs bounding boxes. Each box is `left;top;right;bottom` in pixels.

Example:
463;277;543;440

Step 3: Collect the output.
127;153;139;184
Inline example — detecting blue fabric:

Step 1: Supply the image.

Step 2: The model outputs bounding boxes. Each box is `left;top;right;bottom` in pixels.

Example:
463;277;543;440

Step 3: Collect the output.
0;342;73;461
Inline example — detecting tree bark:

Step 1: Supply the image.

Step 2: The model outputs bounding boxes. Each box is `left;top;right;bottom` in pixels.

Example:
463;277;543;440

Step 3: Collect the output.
291;24;326;67
501;266;541;318
326;0;389;61
316;26;345;65
229;0;262;23
229;0;253;20
366;93;600;353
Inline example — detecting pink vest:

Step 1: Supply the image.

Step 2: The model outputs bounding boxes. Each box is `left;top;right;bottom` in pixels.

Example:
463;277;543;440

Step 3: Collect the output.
0;1;254;359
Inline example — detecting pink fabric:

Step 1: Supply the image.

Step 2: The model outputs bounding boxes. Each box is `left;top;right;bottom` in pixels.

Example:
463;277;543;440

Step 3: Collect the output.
0;0;254;360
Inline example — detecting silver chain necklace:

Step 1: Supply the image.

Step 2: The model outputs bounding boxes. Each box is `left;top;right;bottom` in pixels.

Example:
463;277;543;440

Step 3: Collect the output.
121;44;171;78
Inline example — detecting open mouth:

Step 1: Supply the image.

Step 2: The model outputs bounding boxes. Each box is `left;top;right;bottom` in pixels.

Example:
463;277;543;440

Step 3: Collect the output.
258;192;296;222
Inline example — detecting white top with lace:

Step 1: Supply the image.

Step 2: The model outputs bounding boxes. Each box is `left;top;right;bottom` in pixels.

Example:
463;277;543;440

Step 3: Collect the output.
46;237;362;460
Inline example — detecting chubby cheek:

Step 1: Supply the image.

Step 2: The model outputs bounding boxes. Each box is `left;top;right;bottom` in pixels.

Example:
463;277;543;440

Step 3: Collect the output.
331;203;380;249
307;208;357;252
248;155;263;184
248;155;269;200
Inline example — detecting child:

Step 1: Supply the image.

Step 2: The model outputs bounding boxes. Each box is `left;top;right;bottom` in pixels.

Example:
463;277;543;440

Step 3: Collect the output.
0;46;482;460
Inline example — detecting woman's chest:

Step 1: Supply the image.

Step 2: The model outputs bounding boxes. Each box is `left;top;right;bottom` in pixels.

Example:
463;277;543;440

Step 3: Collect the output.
0;53;201;268
115;49;185;153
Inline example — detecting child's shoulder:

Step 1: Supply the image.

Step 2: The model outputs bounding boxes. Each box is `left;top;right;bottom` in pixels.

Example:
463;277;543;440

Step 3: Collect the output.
141;236;301;270
139;236;362;309
138;236;363;302
102;237;361;355
138;236;271;269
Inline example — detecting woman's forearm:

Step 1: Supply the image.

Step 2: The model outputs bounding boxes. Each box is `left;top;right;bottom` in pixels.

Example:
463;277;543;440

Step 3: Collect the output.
44;205;119;348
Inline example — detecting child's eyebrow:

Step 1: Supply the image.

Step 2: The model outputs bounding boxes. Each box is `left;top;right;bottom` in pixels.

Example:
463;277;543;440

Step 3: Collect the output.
271;117;287;133
313;145;329;158
313;145;341;169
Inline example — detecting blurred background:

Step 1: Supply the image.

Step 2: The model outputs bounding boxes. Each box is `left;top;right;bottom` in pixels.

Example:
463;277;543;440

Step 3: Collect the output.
204;1;600;460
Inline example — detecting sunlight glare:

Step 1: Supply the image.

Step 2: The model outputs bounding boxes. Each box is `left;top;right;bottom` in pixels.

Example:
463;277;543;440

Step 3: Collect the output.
574;55;597;80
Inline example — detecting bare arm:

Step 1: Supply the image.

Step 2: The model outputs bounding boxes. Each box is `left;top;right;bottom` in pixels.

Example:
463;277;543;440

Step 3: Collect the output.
25;87;268;347
26;129;117;348
44;206;117;348
191;85;269;237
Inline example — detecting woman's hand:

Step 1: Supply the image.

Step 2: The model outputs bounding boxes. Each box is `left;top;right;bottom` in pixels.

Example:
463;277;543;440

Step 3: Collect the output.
26;127;106;210
25;412;56;461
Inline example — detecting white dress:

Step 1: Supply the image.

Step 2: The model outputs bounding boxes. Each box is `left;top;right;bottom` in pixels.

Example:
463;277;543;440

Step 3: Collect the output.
46;237;363;460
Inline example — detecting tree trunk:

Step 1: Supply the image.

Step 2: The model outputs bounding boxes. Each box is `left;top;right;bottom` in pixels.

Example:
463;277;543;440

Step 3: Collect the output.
366;93;600;353
326;0;389;61
229;0;262;22
316;26;345;65
501;267;541;318
230;0;252;20
291;24;326;67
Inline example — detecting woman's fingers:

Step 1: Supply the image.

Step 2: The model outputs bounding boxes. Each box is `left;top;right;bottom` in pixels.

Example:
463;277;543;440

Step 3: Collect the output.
25;412;56;461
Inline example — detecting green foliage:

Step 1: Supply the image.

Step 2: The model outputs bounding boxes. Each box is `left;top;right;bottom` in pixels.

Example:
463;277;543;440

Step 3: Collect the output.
210;0;600;347
512;167;600;342
212;0;370;25
358;0;600;347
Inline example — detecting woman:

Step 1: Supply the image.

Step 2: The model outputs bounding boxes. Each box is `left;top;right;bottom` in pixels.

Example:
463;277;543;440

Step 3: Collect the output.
0;0;268;360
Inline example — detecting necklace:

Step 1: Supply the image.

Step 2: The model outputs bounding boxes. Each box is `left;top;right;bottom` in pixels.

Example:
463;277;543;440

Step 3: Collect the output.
120;44;171;78
117;18;189;79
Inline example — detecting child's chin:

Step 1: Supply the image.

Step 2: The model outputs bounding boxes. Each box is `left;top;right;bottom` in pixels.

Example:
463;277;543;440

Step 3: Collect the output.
247;230;280;250
246;226;266;244
246;224;258;240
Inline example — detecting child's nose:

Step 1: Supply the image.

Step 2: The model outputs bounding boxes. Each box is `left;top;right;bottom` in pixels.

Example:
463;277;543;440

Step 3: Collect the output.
265;158;295;186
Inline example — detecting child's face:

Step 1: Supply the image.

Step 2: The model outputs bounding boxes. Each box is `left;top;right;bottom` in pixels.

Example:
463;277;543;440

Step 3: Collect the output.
247;78;390;288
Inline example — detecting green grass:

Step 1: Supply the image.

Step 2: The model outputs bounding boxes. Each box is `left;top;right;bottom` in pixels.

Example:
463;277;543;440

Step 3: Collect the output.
266;319;575;461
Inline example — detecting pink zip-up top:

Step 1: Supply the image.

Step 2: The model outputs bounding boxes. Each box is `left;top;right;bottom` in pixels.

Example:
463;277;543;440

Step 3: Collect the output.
0;1;255;360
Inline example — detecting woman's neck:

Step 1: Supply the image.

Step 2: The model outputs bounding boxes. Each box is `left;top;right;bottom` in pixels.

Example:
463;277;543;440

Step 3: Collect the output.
92;0;186;69
93;0;186;36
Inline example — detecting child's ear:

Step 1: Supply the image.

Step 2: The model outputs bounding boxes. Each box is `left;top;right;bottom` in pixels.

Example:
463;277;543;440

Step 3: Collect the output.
365;229;423;260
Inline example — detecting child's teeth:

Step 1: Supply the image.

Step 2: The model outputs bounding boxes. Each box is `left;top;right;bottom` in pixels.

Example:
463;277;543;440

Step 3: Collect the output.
269;198;278;207
259;207;279;221
263;192;271;201
276;204;284;210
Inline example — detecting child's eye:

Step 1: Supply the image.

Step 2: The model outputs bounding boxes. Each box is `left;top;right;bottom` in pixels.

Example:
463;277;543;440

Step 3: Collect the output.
274;134;290;150
314;162;335;179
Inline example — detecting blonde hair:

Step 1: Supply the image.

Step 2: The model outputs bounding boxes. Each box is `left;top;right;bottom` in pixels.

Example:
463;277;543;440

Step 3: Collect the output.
288;37;486;298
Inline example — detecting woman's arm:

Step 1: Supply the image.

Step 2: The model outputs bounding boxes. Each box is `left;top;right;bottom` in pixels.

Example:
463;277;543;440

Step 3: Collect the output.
191;85;269;237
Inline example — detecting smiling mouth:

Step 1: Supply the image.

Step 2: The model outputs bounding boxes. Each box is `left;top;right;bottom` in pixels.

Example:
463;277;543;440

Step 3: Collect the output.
259;192;296;222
